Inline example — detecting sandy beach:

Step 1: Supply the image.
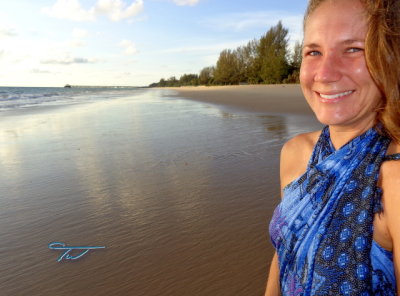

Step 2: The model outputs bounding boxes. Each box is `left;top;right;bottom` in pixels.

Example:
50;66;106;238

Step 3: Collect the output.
168;84;314;115
0;85;320;295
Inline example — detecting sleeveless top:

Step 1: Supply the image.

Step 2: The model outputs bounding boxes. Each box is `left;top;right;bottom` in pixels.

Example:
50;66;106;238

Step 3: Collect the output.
269;126;399;295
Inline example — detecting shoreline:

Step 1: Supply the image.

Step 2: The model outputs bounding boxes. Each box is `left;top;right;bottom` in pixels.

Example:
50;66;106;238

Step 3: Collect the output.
0;86;322;295
165;84;314;116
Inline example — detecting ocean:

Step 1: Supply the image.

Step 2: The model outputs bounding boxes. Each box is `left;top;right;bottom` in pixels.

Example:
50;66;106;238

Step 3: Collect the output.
0;86;144;111
0;86;320;295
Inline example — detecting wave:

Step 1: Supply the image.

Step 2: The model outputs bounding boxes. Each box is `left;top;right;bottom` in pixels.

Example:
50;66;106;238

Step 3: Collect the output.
0;87;143;111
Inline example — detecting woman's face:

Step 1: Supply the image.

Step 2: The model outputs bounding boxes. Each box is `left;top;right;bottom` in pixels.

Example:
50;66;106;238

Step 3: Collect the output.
300;0;382;130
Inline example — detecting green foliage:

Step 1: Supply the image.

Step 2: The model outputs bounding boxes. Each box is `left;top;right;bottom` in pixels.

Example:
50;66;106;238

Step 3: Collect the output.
291;41;303;70
257;21;289;84
179;74;199;86
149;21;303;87
199;66;215;85
284;41;303;84
243;39;261;84
214;49;240;85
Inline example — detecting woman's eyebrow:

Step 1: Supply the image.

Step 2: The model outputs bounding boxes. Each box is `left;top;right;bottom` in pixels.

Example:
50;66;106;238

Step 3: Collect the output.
343;39;365;45
303;39;365;49
303;43;320;49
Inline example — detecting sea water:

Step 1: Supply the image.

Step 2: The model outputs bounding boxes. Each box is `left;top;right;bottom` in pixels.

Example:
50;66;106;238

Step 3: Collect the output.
0;87;320;295
0;86;143;111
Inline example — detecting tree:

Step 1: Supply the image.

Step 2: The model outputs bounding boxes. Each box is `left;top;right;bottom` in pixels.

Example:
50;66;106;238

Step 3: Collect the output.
148;21;298;87
214;49;240;85
291;41;302;70
199;66;215;85
285;41;302;83
242;39;261;84
257;21;290;84
159;78;167;87
180;74;199;86
167;76;179;87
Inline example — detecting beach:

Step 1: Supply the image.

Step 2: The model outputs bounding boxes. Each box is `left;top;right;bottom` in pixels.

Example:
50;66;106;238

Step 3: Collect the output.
169;84;313;115
0;85;320;295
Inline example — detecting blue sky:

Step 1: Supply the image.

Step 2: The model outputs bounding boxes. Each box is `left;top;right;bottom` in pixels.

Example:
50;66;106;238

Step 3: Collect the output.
0;0;307;87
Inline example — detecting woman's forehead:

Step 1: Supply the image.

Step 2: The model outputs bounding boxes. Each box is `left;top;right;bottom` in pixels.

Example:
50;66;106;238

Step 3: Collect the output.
304;0;367;42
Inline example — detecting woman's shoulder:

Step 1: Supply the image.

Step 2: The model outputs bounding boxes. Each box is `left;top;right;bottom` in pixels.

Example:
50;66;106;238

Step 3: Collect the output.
379;141;400;250
281;131;321;161
280;130;321;190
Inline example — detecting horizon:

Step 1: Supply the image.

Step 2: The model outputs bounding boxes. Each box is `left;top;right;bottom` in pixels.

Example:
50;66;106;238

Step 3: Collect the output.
0;0;307;87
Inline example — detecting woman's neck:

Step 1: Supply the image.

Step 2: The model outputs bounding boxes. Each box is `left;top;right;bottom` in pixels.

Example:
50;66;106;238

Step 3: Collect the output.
329;123;375;150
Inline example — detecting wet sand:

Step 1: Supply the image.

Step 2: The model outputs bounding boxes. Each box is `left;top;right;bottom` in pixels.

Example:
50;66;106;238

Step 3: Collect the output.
0;87;320;295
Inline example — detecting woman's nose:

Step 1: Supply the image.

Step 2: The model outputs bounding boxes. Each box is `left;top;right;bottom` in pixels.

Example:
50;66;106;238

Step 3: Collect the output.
314;54;342;83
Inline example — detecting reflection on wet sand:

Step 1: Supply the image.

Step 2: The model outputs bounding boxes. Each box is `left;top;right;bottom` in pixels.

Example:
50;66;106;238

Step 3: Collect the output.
0;89;320;295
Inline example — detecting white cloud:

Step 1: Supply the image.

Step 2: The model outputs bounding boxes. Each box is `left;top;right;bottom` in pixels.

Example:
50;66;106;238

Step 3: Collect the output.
172;0;200;6
201;11;304;52
41;56;97;65
95;0;144;22
30;68;51;74
42;0;96;22
69;28;89;47
72;28;88;39
0;26;17;38
203;11;303;41
69;40;85;47
156;40;248;55
119;40;138;55
42;0;144;22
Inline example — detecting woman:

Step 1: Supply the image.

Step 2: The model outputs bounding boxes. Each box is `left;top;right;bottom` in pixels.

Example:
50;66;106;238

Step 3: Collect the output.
266;0;400;295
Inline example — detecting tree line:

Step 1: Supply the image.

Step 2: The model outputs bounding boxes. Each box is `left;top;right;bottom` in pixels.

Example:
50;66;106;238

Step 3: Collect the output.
149;21;302;87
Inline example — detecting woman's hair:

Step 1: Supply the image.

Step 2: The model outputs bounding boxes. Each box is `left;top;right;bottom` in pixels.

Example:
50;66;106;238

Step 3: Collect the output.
304;0;400;142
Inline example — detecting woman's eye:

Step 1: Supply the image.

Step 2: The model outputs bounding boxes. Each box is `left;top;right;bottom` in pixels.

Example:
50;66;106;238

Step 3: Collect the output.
305;50;321;56
346;47;363;53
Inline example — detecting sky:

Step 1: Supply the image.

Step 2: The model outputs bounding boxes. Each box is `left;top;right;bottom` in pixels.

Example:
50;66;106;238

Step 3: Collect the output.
0;0;307;87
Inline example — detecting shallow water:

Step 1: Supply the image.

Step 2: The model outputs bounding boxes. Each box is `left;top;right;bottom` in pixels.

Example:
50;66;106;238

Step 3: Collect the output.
0;88;320;295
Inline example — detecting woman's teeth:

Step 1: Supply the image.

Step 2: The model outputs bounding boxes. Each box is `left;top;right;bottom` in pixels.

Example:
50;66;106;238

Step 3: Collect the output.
319;90;354;100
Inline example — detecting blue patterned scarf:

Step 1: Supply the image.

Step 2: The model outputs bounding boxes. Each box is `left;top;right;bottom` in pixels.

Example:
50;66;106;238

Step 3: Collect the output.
270;126;392;295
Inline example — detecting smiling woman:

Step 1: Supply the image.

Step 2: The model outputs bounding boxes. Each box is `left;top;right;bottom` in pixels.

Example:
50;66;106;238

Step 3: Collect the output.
300;0;382;136
265;0;400;295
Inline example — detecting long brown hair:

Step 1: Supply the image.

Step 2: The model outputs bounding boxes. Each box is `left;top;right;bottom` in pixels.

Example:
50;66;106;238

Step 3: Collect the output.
304;0;400;142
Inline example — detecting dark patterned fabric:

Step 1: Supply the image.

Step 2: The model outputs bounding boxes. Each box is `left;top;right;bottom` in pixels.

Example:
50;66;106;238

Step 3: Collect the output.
269;126;397;295
384;153;400;161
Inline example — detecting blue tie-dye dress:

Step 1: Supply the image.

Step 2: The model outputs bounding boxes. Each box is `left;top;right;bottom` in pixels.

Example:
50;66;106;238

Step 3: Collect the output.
269;126;398;295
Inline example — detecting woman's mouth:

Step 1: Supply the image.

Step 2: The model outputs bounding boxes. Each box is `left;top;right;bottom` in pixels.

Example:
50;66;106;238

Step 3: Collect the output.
317;90;355;102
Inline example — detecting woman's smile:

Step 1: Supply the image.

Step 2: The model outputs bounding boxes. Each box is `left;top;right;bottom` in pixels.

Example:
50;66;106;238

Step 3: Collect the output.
316;90;355;103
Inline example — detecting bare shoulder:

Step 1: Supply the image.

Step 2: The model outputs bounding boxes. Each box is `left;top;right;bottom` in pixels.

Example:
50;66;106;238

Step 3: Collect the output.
379;141;400;245
280;130;321;191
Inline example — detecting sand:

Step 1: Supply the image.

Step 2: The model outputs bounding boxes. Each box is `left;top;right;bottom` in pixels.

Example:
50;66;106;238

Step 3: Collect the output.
168;84;313;115
0;86;320;295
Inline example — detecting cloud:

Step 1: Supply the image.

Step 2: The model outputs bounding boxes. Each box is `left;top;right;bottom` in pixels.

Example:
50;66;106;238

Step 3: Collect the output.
41;56;97;65
0;26;17;38
201;11;304;51
119;40;138;55
72;28;88;39
30;68;51;74
95;0;144;22
42;0;95;22
157;40;248;55
69;28;88;47
42;0;144;22
172;0;200;6
203;11;303;39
